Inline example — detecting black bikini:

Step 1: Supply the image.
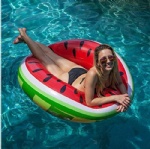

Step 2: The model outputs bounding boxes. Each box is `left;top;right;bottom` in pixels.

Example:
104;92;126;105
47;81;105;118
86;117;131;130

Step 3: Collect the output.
68;68;87;85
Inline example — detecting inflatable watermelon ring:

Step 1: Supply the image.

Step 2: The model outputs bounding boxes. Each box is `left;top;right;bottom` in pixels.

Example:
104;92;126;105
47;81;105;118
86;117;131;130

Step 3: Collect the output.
18;39;134;123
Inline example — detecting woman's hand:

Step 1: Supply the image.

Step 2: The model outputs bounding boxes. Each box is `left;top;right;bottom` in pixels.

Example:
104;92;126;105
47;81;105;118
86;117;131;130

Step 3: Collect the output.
115;94;130;108
116;104;126;112
114;94;130;112
115;94;131;112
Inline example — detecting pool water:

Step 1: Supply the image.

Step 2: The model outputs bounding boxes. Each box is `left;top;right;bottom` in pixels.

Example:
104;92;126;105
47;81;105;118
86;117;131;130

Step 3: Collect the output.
2;0;150;149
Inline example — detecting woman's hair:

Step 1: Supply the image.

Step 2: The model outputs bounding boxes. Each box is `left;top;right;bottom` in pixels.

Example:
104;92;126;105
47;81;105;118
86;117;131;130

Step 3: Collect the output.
94;44;119;96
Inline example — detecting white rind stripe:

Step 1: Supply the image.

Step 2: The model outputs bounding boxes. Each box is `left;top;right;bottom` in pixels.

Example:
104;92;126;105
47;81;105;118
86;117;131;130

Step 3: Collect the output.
116;53;133;97
21;57;118;114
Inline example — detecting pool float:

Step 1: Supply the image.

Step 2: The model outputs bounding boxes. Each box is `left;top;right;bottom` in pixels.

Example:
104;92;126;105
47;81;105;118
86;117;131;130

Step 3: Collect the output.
18;39;133;123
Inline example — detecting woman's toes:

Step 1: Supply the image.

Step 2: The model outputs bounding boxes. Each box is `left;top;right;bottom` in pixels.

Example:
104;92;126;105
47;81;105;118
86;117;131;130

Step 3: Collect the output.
13;35;24;44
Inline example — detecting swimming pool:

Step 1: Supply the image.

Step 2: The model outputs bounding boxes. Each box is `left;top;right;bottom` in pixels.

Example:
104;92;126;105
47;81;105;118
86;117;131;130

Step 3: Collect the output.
2;0;150;148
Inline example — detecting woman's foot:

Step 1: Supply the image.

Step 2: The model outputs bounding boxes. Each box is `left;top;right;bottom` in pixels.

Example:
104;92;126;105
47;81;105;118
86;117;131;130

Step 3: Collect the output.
13;28;27;44
13;35;24;44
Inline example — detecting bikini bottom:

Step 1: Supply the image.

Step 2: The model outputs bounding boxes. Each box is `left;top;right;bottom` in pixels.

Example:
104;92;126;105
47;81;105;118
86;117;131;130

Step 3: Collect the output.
68;68;87;85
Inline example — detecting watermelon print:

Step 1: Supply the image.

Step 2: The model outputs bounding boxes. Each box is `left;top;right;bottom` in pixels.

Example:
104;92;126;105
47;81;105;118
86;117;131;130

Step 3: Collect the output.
18;39;134;123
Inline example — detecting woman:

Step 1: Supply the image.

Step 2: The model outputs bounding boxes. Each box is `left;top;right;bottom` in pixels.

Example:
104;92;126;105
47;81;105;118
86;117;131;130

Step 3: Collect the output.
14;28;130;112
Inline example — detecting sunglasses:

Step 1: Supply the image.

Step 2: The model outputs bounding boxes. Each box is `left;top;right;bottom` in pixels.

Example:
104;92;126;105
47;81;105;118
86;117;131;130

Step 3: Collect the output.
99;55;115;65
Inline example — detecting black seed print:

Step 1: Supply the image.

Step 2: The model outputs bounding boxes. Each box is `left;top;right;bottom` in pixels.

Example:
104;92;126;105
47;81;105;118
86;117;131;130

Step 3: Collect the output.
28;61;39;64
99;105;102;108
43;74;52;82
87;48;92;57
57;79;61;82
73;48;76;57
80;41;84;49
74;89;78;94
64;41;68;50
80;95;83;103
60;85;66;93
32;68;43;72
120;71;124;76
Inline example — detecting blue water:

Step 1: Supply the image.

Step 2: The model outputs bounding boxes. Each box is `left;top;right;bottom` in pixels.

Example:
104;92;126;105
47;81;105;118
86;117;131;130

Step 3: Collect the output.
2;0;150;148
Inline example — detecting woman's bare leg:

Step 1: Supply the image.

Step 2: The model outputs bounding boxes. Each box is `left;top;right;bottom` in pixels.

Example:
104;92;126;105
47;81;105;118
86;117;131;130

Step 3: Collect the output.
35;42;82;72
14;28;81;72
14;28;64;78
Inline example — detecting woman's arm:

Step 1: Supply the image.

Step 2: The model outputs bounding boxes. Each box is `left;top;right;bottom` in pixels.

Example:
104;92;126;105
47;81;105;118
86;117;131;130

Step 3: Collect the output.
84;69;128;106
84;68;98;106
84;69;130;110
